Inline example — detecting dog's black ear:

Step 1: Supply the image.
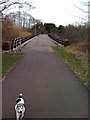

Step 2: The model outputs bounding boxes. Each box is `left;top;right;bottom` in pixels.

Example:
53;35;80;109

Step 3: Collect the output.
16;98;21;103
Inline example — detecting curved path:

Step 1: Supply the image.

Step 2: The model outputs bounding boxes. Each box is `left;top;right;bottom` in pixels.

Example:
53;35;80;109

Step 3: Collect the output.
2;35;88;119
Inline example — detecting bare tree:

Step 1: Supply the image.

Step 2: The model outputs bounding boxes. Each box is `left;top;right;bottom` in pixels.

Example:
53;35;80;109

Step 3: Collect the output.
74;5;89;13
0;0;34;14
73;1;90;26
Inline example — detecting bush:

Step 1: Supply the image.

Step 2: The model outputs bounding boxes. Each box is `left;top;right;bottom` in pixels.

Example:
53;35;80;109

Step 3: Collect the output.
2;15;19;43
2;15;31;50
59;24;88;44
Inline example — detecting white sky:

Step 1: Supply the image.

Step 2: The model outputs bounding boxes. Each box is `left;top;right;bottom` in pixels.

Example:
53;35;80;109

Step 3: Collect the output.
28;0;88;26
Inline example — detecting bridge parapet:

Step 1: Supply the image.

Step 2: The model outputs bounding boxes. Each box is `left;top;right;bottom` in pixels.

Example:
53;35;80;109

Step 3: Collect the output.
2;34;36;51
48;34;69;47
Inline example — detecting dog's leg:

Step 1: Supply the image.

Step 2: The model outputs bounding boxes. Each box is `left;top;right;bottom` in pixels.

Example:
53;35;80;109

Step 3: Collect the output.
20;113;24;120
16;112;20;120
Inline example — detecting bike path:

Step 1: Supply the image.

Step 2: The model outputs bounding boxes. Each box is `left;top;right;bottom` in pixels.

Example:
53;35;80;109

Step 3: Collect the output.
2;35;88;118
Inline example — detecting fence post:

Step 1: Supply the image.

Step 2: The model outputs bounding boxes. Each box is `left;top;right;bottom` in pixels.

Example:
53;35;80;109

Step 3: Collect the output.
19;38;22;51
11;39;14;51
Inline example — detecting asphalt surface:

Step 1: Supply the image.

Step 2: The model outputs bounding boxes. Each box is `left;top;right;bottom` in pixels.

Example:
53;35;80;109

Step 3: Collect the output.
2;35;88;119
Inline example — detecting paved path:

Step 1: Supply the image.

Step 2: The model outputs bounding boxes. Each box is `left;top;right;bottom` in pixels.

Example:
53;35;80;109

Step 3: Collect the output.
0;80;2;119
2;35;88;119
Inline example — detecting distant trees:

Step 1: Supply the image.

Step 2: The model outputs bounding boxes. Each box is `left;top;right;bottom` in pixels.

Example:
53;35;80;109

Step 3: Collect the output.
44;23;66;35
31;20;44;35
7;11;37;29
44;23;57;33
58;25;66;37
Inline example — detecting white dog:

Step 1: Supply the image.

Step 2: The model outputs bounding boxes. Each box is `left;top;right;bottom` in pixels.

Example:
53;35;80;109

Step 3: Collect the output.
15;94;25;120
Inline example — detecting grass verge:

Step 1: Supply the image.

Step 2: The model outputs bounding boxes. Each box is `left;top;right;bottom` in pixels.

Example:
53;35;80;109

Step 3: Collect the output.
52;45;89;89
2;52;23;78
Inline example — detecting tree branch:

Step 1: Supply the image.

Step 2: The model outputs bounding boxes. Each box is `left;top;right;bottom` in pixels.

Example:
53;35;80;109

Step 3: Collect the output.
81;1;89;6
74;5;89;13
0;0;33;13
0;1;22;13
0;1;8;5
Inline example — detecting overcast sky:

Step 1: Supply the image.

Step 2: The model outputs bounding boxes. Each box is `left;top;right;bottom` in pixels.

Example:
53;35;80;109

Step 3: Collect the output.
28;0;88;26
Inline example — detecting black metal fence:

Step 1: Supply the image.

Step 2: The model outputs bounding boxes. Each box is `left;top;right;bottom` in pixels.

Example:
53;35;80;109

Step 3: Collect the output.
48;34;69;47
48;34;63;45
11;34;35;51
2;33;39;51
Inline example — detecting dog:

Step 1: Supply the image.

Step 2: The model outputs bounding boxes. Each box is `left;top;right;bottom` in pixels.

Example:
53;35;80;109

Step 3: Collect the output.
15;94;25;120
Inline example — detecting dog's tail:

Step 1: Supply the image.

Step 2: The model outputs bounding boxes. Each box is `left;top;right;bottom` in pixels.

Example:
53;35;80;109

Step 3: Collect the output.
19;93;23;98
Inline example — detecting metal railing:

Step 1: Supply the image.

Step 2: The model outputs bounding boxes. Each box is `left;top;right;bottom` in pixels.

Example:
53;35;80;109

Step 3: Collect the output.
48;34;69;47
11;35;35;51
48;34;63;45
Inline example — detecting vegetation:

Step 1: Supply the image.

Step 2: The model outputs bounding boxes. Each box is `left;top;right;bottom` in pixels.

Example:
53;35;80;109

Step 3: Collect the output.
44;23;58;34
52;45;89;89
59;24;88;45
2;16;31;41
2;15;31;50
2;52;22;78
2;16;19;42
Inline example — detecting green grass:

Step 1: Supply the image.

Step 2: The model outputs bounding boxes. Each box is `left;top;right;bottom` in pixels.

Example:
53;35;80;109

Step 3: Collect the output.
2;52;22;78
52;45;89;89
